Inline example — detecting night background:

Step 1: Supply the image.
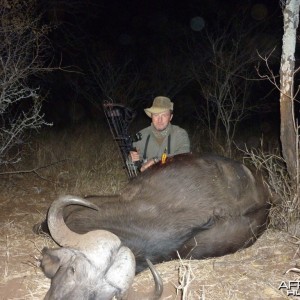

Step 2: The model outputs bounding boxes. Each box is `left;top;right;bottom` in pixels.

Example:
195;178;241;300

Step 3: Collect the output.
39;0;283;135
1;1;300;299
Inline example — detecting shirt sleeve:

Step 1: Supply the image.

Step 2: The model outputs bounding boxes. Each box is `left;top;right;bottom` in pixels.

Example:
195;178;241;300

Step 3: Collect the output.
132;138;143;158
174;128;190;155
132;128;148;160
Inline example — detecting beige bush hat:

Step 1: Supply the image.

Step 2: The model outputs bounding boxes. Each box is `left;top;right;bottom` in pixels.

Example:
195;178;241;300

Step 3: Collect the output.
144;96;174;117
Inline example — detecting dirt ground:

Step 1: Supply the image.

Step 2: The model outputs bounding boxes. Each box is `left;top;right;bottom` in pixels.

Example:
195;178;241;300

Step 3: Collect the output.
1;173;300;300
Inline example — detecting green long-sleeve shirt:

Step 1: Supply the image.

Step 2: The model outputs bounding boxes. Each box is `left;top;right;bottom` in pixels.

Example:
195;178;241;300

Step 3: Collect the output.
133;124;190;162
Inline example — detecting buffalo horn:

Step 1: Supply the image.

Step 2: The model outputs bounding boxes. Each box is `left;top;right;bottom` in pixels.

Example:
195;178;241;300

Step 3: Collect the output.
146;258;163;299
47;195;121;253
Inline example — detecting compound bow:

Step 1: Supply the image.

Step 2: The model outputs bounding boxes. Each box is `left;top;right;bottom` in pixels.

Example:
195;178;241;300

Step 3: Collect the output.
103;101;142;178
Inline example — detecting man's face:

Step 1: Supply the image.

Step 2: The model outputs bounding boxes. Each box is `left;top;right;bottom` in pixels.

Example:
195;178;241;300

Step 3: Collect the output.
151;111;173;131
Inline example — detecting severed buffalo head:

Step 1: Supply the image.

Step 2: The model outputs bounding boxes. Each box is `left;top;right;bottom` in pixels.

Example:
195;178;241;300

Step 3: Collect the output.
39;196;162;300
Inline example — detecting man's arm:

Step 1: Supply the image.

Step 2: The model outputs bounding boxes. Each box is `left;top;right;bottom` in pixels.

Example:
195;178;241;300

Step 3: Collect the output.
130;144;156;173
174;128;191;155
131;129;159;172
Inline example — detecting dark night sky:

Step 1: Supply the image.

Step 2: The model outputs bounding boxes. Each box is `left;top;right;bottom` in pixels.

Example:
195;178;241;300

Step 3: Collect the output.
41;0;283;125
87;1;279;55
45;0;281;62
91;1;279;45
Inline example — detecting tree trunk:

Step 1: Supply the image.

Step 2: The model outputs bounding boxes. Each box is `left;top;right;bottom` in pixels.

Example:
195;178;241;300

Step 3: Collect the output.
280;0;300;181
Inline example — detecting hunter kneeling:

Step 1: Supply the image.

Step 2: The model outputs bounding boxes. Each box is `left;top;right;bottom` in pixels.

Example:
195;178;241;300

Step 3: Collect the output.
130;96;191;172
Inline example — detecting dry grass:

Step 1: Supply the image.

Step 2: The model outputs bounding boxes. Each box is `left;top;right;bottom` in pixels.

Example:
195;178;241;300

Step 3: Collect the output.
4;193;300;300
0;191;54;299
0;122;128;299
242;146;299;232
18;122;128;195
1;122;300;299
129;229;300;299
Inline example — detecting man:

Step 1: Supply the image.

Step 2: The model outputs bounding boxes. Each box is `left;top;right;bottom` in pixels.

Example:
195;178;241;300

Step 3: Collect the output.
130;96;190;172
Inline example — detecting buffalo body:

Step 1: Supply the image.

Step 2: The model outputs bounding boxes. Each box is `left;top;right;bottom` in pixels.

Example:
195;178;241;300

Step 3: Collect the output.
37;154;270;274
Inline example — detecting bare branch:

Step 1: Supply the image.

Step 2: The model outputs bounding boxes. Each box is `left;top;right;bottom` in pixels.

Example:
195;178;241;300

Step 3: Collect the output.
0;0;53;165
188;15;261;157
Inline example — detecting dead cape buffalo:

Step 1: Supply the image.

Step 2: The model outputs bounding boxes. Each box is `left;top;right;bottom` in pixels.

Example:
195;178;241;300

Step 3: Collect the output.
40;204;162;300
35;154;270;297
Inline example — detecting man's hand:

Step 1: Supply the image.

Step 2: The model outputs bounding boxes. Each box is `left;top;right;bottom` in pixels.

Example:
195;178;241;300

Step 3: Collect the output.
129;150;158;172
129;150;140;162
140;158;156;172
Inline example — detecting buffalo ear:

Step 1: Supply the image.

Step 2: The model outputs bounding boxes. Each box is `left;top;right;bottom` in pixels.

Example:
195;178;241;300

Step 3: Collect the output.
40;247;62;279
